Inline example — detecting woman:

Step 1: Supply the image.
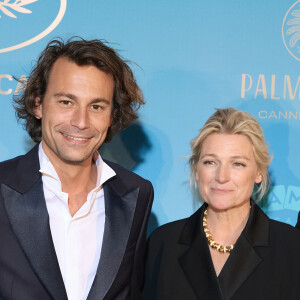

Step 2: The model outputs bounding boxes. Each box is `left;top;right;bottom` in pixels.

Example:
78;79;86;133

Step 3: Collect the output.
143;108;300;300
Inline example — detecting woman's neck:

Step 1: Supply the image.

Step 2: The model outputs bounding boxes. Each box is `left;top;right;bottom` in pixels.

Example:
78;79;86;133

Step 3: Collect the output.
205;201;251;245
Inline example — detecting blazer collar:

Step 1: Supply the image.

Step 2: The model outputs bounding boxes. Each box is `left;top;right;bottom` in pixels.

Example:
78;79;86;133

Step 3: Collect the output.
178;204;224;300
10;143;41;193
218;200;269;300
87;165;140;300
241;199;270;247
1;180;68;300
1;144;68;299
178;201;270;300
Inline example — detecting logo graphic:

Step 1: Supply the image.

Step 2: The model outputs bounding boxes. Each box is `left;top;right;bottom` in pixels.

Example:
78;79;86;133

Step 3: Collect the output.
0;0;67;53
262;185;300;225
282;0;300;61
0;0;37;19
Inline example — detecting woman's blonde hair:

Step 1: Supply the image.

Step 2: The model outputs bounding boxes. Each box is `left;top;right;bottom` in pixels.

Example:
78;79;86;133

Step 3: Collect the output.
189;107;272;201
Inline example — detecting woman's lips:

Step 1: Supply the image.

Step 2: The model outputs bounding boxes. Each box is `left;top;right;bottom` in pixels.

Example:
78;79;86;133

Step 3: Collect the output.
211;188;233;194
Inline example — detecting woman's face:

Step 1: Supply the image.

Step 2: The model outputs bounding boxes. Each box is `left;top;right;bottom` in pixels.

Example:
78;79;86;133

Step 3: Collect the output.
195;133;262;212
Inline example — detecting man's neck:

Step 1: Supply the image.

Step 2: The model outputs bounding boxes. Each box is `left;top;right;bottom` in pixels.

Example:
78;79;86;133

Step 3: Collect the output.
58;161;98;216
44;149;98;217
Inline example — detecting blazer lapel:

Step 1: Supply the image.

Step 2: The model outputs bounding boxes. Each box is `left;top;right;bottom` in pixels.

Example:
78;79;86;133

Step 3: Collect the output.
87;176;139;300
178;206;224;300
218;201;269;300
1;145;67;300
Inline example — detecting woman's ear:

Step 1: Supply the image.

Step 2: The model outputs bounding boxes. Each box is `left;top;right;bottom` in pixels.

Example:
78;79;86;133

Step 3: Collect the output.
34;97;42;119
255;172;263;184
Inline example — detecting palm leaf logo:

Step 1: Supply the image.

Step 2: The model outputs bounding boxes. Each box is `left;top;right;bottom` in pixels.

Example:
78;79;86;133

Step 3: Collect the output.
0;0;66;53
0;0;38;19
282;1;300;61
286;9;300;49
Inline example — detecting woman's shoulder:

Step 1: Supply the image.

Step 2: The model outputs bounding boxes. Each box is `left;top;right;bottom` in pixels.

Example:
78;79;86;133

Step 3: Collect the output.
146;217;193;260
148;205;204;247
268;218;300;248
148;218;189;243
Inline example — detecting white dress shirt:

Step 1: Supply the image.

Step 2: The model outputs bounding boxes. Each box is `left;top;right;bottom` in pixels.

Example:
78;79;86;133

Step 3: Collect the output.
38;144;116;300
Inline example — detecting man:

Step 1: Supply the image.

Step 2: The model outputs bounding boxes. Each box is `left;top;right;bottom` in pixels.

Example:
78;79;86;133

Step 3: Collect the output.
0;38;154;300
296;212;300;229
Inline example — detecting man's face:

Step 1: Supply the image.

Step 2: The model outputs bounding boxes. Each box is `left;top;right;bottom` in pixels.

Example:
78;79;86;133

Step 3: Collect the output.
34;57;114;166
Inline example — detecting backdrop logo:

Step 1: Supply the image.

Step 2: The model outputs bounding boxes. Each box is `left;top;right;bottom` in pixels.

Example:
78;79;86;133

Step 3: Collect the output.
262;185;300;225
0;0;67;53
282;0;300;61
0;0;37;19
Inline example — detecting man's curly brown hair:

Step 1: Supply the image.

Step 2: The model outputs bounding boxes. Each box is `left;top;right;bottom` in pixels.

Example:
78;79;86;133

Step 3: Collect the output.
14;37;145;142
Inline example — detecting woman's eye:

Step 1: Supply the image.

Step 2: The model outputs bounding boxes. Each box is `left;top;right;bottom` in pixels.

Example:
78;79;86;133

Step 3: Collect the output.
234;162;246;167
203;160;215;165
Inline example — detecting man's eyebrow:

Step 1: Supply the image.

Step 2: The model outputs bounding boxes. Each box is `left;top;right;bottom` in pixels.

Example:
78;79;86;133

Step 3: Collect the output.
90;98;111;105
54;92;76;99
54;93;111;104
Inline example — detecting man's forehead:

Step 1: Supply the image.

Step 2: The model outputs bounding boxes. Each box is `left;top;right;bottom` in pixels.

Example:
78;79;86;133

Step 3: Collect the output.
50;57;113;77
46;57;114;90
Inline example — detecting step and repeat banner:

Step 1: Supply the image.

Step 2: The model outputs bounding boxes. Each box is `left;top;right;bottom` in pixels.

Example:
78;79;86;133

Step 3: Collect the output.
0;0;299;230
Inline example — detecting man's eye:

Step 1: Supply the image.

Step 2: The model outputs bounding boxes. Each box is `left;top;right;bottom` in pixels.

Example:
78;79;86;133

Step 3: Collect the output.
203;160;215;165
59;100;72;105
91;105;104;110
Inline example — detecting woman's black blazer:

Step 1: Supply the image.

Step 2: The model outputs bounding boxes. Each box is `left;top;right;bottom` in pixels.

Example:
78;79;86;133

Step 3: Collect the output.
143;201;300;300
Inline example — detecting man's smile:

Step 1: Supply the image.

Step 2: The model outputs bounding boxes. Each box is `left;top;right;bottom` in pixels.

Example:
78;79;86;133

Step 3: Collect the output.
62;133;90;141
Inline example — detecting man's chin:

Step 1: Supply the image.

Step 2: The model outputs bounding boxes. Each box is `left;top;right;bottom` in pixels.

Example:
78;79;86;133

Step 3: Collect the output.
57;151;94;165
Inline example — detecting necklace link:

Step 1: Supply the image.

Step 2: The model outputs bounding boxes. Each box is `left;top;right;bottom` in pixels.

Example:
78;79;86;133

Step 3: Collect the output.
203;209;234;254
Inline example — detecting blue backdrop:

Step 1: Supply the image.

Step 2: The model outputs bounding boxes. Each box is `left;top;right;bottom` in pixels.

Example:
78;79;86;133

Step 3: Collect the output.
1;0;299;230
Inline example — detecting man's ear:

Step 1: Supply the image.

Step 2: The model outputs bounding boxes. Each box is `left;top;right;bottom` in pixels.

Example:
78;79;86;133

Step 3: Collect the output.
34;97;42;119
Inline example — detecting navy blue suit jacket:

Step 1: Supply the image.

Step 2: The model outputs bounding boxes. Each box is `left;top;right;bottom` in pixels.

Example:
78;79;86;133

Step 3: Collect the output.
0;144;154;300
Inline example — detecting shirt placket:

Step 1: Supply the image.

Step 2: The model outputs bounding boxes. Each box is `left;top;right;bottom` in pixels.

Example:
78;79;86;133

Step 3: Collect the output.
65;218;81;300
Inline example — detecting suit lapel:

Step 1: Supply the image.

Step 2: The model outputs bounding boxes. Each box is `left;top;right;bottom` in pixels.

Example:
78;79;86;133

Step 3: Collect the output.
218;201;269;300
1;145;67;299
87;176;139;300
178;206;224;300
217;236;262;300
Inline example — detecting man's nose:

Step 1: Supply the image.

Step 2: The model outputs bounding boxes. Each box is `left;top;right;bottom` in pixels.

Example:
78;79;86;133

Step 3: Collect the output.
216;164;230;184
70;107;90;129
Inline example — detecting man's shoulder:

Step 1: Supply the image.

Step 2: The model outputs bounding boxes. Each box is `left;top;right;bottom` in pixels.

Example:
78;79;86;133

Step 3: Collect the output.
104;160;154;210
104;159;151;185
0;145;38;185
0;154;24;167
0;154;24;183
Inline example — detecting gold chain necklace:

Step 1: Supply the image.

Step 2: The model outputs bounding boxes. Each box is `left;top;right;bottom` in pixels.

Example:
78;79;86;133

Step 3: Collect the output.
203;209;234;254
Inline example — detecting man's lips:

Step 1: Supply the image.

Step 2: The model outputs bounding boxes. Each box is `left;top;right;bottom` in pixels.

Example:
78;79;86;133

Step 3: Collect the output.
62;133;91;141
